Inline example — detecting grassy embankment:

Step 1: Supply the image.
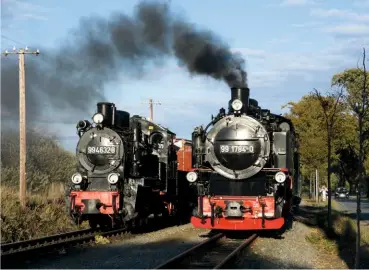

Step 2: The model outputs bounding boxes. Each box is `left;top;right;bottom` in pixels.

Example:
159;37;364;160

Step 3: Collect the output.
301;198;369;268
1;129;87;243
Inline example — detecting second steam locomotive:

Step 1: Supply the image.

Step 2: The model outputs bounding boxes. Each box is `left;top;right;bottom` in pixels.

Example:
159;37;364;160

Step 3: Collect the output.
67;102;195;229
188;87;301;231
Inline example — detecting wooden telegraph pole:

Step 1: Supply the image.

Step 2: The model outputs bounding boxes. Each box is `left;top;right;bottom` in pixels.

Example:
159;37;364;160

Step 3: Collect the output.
2;46;40;208
141;98;162;122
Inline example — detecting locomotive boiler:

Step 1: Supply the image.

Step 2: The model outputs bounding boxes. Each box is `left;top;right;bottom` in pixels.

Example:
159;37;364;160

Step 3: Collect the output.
67;102;195;229
188;87;300;231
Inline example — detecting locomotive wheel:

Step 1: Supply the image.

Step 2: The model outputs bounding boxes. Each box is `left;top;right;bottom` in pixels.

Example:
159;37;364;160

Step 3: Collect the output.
88;215;113;230
88;217;98;230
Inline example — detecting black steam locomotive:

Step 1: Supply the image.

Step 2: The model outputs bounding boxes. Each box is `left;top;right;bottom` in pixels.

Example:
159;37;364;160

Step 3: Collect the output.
188;87;301;231
67;102;194;229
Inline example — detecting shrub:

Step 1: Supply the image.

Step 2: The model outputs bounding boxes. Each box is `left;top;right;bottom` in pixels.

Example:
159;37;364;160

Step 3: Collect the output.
1;128;77;192
0;128;84;242
0;185;80;242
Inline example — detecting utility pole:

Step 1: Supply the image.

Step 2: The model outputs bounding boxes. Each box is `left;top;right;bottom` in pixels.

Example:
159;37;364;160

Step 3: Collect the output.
2;46;40;208
141;98;162;122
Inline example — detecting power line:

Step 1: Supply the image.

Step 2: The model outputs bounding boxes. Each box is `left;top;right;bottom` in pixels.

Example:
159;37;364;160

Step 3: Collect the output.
2;46;40;208
1;35;24;46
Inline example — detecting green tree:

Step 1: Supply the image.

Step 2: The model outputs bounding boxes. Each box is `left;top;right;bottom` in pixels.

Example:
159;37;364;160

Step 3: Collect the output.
335;146;360;192
283;95;328;175
331;48;369;269
331;64;369;198
311;87;344;231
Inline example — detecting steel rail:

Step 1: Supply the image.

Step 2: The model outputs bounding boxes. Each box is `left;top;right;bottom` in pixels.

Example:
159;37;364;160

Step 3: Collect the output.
1;228;125;257
1;210;172;257
155;232;225;269
155;233;258;269
213;233;258;269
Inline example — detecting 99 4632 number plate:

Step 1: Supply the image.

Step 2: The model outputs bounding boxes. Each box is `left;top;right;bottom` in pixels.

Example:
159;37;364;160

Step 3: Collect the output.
87;146;116;154
220;145;254;154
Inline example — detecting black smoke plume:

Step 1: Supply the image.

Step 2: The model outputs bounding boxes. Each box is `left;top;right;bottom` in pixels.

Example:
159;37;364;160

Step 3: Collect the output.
1;1;247;125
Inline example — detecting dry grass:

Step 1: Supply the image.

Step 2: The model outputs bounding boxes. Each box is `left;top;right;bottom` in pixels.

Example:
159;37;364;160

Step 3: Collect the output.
303;198;369;268
94;235;110;245
0;185;82;243
332;200;369;245
0;129;87;243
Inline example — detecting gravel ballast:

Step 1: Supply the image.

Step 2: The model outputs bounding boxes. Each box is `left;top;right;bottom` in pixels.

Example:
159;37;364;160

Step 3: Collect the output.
12;209;351;269
17;223;210;269
237;221;347;269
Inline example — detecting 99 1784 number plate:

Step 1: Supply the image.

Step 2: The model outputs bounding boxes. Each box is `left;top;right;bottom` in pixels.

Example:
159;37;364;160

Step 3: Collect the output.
87;146;116;154
220;145;254;154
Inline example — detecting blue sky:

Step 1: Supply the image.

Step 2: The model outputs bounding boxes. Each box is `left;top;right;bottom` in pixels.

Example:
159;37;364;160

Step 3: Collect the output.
2;0;369;152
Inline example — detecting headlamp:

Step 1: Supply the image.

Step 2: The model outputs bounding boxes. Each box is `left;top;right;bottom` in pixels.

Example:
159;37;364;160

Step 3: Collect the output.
71;173;83;184
275;171;286;183
186;172;198;183
107;173;119;184
231;99;243;111
92;113;104;124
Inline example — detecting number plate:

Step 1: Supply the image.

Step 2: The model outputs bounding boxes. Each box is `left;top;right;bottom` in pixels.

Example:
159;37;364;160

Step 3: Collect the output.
219;145;254;154
87;146;116;154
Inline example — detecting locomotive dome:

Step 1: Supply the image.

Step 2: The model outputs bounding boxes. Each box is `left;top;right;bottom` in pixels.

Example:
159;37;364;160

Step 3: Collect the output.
205;113;270;180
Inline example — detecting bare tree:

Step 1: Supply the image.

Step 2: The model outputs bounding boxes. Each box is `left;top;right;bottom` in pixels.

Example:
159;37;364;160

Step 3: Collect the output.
312;87;344;232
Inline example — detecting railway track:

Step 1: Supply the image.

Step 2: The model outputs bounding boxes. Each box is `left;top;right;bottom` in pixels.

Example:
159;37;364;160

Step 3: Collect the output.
1;227;127;258
1;214;179;269
155;232;258;269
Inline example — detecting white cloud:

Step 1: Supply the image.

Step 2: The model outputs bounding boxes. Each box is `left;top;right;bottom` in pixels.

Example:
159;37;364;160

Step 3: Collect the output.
266;37;291;45
233;48;348;72
309;8;369;37
248;70;289;88
279;0;321;6
353;0;369;8
2;0;51;22
290;22;323;28
310;8;369;22
280;0;309;6
266;0;319;8
322;24;369;35
22;14;48;21
228;41;369;94
8;0;51;13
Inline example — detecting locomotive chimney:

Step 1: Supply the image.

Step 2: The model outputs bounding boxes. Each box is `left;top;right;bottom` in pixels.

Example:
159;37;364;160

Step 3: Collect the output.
97;102;115;126
229;87;249;114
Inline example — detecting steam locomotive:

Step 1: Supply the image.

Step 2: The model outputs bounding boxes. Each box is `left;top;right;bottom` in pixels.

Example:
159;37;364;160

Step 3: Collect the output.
66;102;195;229
188;87;301;231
